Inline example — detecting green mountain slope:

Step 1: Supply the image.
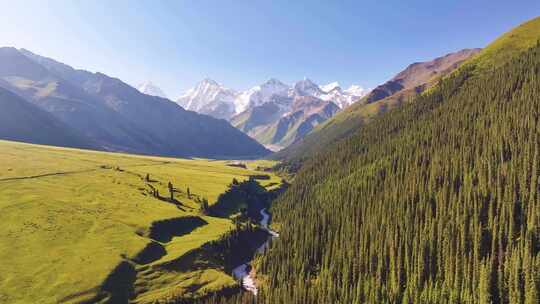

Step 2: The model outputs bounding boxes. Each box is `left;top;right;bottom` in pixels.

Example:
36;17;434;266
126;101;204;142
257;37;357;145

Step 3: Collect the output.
0;86;95;149
273;48;480;166
466;16;540;70
247;17;540;304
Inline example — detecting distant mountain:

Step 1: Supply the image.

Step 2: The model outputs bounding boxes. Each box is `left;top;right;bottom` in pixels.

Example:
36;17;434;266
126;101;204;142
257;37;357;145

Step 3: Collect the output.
138;81;167;98
235;78;290;113
231;78;368;150
0;86;95;149
177;77;367;149
293;79;369;108
233;95;338;151
343;84;368;97
177;78;367;117
363;48;481;104
291;78;324;97
268;96;339;149
275;48;481;163
319;83;369;109
231;78;347;151
177;78;238;120
0;48;269;158
319;82;340;93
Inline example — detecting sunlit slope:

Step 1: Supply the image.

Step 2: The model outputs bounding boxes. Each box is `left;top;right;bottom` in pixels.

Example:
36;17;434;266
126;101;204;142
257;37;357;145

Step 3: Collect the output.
0;140;279;304
275;17;540;164
255;17;540;304
466;16;540;70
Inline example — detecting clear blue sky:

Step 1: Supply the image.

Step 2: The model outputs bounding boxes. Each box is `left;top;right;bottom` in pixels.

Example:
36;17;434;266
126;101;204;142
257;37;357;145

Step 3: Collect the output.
3;1;540;97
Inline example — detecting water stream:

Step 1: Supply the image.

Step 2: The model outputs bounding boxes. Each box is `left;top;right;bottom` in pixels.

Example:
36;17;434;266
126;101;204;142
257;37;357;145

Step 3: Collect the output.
232;208;279;295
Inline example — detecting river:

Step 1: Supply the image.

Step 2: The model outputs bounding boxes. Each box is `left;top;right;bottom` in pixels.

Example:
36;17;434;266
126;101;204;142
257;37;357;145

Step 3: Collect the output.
232;208;279;295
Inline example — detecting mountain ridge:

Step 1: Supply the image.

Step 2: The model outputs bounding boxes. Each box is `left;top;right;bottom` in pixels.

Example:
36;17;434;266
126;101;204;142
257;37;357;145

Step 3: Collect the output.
274;48;481;164
0;48;269;158
0;86;96;149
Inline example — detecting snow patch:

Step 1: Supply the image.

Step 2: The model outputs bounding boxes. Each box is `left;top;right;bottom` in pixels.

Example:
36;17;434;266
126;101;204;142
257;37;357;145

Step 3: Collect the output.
138;81;167;98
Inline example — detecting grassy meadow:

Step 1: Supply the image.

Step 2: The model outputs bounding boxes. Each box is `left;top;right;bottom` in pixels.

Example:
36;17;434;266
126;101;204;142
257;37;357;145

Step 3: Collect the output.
0;140;280;304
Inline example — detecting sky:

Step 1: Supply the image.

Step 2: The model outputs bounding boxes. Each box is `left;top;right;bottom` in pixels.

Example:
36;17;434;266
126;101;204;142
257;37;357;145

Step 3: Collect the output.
2;1;540;98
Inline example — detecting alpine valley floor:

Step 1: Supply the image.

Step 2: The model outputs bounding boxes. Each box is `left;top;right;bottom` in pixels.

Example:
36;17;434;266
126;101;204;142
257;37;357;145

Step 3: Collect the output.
0;140;281;304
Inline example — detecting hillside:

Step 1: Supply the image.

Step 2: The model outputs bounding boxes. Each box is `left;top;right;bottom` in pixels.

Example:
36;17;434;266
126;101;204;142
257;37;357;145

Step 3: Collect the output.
274;48;480;165
236;17;540;304
0;87;95;149
0;48;269;159
0;140;281;303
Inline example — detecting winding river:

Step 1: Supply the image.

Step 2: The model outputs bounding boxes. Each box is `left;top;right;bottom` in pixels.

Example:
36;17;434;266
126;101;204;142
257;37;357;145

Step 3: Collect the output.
232;208;279;295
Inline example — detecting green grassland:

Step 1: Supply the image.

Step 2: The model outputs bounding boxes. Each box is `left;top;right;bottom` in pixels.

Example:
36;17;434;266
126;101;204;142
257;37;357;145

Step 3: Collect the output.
0;140;280;304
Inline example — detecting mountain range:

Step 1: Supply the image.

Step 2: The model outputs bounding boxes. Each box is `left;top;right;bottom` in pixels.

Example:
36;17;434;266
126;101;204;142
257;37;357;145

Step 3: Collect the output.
176;77;369;150
0;48;269;158
274;47;481;163
177;77;368;120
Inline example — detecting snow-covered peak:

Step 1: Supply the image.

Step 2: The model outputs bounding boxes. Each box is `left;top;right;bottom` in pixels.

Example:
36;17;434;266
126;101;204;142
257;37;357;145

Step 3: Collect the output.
344;85;369;97
263;78;287;87
320;82;341;93
293;78;324;97
177;78;238;119
138;81;167;98
318;83;370;109
235;78;290;113
176;77;370;118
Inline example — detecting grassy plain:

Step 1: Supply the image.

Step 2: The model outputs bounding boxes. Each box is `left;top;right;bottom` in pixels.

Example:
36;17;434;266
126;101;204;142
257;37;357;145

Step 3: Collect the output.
0;140;280;303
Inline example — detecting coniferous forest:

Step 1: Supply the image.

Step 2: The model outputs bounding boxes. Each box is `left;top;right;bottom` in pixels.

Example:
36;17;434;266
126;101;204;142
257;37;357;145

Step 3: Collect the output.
255;41;540;303
198;35;540;303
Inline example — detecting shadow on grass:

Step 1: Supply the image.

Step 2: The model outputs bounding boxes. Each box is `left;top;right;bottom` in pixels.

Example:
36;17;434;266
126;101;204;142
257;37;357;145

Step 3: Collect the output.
82;261;137;304
131;241;167;265
148;216;208;243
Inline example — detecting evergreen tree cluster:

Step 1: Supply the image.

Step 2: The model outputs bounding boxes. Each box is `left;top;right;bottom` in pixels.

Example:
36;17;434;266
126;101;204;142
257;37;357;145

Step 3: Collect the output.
249;42;540;303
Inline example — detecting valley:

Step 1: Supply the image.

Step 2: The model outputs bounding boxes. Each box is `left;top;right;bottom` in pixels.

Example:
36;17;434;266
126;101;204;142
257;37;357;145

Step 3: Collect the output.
0;140;282;303
2;3;540;304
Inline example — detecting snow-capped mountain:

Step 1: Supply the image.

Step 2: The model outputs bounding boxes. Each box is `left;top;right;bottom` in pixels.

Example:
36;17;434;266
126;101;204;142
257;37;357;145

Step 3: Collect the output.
319;82;370;109
319;82;341;93
291;78;325;97
177;77;369;149
138;81;167;98
235;78;290;113
177;78;369;119
177;78;238;120
344;84;369;97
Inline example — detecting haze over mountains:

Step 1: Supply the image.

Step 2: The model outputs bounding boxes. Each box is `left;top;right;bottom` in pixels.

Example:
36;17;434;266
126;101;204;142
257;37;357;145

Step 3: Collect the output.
0;86;95;149
0;48;269;158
